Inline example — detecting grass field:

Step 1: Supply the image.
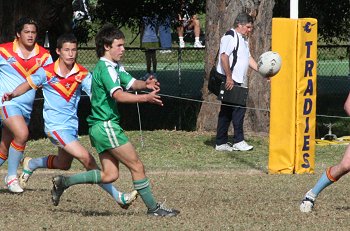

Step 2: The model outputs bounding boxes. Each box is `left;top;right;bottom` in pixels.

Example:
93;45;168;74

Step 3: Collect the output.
1;131;350;230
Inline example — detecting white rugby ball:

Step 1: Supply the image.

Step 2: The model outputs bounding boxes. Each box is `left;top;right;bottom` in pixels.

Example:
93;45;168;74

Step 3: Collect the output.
257;51;282;77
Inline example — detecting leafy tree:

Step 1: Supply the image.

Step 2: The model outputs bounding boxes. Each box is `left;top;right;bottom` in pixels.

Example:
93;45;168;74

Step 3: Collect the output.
95;0;205;31
91;0;348;43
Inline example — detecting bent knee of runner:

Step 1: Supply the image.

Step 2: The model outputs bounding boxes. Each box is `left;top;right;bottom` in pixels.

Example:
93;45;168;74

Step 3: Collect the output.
12;133;29;146
100;171;119;183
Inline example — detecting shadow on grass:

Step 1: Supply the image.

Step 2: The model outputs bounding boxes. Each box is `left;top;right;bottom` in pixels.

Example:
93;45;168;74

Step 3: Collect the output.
0;187;49;194
204;135;268;174
49;208;137;217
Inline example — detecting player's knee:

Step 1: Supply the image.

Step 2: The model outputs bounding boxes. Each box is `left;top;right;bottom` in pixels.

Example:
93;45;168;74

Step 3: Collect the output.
13;133;29;146
101;171;119;183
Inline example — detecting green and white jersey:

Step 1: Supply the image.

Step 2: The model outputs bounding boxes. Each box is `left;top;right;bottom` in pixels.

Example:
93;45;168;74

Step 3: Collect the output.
87;57;135;126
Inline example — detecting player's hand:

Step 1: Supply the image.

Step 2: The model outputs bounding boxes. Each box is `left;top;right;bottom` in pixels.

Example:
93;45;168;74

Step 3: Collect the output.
225;78;234;90
2;92;14;103
146;89;163;106
145;75;160;91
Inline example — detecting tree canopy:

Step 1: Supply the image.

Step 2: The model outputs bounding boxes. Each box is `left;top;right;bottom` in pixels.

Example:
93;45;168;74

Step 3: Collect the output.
95;0;205;30
86;0;349;44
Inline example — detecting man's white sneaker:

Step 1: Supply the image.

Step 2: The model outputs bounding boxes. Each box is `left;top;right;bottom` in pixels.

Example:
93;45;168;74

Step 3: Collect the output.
194;41;205;48
179;41;185;48
300;190;316;213
232;140;253;151
160;49;172;54
4;175;23;193
19;157;33;188
215;143;233;152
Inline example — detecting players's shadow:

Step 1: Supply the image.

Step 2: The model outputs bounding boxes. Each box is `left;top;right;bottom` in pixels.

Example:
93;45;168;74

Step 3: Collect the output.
0;188;48;194
50;208;138;217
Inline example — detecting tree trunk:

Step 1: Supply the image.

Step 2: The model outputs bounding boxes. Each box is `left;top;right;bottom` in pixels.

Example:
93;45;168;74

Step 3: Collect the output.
197;0;275;134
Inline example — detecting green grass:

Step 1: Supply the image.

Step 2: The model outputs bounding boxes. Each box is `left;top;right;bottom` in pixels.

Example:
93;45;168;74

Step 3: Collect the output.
2;131;350;230
22;131;346;173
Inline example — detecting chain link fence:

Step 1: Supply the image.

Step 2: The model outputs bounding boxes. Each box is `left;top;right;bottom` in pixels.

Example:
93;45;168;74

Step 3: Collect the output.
317;45;350;138
29;45;350;139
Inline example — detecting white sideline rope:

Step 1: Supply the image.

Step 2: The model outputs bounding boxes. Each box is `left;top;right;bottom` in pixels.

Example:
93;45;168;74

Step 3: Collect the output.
33;92;350;120
135;91;144;148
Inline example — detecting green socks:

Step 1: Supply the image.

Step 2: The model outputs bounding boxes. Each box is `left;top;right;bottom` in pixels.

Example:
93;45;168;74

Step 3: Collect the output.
133;178;157;210
63;169;102;188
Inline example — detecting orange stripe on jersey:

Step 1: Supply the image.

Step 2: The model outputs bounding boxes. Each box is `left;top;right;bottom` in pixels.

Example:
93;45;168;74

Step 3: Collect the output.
0;106;9;120
0;41;50;79
47;155;56;169
44;61;88;102
52;131;66;146
326;167;338;182
27;76;39;90
0;152;7;160
10;141;25;151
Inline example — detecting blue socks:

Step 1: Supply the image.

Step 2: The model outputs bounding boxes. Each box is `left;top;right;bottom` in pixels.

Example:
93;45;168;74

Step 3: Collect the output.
7;143;24;176
311;170;335;196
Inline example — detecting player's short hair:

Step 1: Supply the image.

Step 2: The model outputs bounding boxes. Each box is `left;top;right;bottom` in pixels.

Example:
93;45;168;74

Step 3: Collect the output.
233;13;254;28
95;23;125;58
56;33;78;49
15;17;38;35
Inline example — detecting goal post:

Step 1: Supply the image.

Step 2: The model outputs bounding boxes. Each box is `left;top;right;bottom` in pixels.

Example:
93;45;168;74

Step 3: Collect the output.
268;18;318;174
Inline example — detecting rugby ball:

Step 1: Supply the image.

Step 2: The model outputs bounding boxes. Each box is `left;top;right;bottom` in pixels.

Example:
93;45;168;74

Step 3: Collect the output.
257;51;282;77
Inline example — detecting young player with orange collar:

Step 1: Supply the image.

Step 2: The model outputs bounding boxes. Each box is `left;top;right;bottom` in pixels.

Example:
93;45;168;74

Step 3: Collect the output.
0;17;52;193
2;33;137;209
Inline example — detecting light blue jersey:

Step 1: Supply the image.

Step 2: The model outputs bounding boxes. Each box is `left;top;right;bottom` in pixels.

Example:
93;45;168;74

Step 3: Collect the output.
0;41;52;117
27;60;91;132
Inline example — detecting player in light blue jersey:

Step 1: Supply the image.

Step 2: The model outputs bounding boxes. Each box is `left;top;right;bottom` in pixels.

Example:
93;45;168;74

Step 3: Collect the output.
0;17;52;193
3;33;137;209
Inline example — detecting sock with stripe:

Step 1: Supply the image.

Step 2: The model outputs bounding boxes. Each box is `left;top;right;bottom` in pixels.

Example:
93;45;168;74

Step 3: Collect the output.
0;151;7;166
62;169;102;188
133;178;157;210
311;167;336;196
7;142;24;176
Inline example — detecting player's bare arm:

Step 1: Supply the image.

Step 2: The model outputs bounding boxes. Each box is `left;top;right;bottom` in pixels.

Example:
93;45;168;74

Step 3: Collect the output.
132;76;160;91
112;88;163;106
2;81;32;102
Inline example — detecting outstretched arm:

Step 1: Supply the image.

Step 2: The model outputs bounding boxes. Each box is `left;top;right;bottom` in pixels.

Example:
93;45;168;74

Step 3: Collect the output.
131;75;160;91
112;88;163;106
2;82;32;102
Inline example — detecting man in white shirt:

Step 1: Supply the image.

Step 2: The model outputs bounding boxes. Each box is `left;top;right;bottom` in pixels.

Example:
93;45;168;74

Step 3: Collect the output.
215;12;258;152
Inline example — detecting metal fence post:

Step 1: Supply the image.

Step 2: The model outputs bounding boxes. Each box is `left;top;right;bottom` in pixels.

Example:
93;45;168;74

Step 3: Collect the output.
177;48;182;130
